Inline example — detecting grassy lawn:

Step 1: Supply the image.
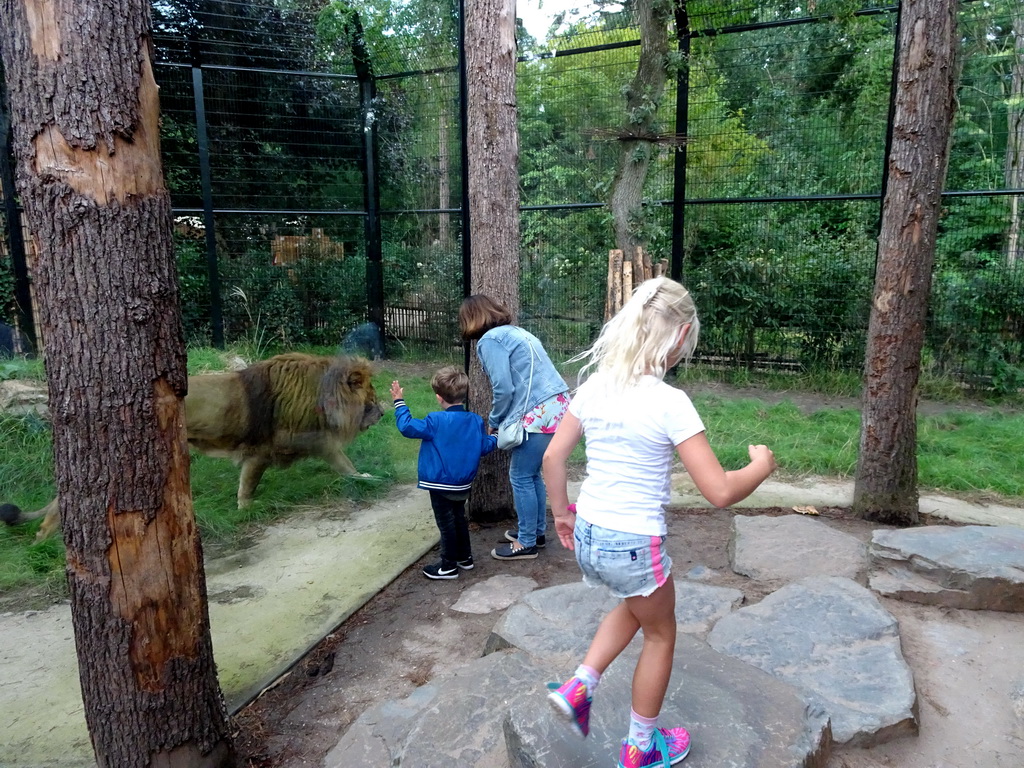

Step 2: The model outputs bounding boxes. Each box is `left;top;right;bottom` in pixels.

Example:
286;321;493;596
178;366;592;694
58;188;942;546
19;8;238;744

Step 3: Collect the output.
2;348;1022;596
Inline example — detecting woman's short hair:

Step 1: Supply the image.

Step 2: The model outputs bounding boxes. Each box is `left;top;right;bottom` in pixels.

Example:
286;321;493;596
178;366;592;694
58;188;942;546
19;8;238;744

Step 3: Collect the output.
431;366;469;403
458;294;512;340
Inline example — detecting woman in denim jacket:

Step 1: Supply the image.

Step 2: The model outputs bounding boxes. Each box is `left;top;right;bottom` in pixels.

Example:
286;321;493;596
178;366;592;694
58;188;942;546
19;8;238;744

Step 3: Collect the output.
459;295;571;559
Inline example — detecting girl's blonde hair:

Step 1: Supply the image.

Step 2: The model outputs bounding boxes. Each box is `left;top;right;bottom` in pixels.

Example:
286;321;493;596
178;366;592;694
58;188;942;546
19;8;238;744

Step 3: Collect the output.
574;277;700;389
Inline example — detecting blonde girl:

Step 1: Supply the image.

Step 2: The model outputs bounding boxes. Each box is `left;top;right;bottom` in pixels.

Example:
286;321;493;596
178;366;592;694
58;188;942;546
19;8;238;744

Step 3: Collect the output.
542;277;777;767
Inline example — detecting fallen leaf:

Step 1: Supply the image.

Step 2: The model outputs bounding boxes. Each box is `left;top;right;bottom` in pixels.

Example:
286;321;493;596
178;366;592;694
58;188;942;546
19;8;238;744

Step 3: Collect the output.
793;505;819;516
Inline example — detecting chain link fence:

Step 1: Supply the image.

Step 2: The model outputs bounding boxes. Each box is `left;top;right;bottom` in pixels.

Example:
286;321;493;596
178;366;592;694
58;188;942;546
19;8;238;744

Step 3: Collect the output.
2;0;1021;388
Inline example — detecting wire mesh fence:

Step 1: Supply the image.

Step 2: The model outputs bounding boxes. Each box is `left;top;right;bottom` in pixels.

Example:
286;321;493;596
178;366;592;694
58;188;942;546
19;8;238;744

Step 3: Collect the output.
1;0;1021;389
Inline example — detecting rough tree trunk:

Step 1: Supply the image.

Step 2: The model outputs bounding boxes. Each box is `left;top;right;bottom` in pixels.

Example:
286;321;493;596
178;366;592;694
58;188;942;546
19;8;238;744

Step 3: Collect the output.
608;0;672;258
0;2;235;766
464;0;519;522
1005;5;1023;264
853;0;959;525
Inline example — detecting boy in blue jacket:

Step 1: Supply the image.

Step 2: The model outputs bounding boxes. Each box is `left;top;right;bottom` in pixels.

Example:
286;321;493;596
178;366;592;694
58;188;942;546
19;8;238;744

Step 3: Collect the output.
392;367;497;579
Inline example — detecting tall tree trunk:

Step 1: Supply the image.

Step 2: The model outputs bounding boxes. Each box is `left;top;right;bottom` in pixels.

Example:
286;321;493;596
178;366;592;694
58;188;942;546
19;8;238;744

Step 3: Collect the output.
1005;5;1023;264
608;0;672;257
464;0;518;522
0;2;235;766
853;0;959;525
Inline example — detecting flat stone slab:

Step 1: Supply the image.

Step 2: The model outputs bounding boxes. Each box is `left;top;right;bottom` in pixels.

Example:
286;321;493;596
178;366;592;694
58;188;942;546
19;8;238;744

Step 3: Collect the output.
486;579;744;661
869;525;1024;612
325;649;540;768
330;640;832;768
507;635;831;768
451;575;538;614
730;514;868;583
708;576;917;747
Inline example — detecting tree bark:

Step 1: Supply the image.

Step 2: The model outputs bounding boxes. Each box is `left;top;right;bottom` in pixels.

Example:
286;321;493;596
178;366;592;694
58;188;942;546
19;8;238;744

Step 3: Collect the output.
0;2;235;766
608;0;672;258
464;0;519;522
853;0;959;525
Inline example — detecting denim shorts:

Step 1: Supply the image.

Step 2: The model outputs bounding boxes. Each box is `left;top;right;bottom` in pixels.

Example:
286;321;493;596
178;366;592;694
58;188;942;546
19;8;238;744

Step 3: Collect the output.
573;518;672;599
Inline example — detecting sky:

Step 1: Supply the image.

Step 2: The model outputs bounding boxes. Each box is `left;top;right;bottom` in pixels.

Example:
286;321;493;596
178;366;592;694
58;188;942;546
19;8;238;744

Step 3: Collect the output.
517;0;604;42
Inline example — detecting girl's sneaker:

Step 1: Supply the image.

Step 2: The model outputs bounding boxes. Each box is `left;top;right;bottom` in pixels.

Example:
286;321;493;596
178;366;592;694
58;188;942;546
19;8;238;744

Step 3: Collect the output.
617;727;691;767
546;677;592;737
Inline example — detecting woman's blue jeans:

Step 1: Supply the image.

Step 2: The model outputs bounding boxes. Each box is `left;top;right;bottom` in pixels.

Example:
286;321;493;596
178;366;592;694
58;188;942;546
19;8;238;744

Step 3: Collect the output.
509;431;554;548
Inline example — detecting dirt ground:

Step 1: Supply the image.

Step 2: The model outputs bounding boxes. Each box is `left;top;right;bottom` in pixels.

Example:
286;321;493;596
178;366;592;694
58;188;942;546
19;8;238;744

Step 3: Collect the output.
228;503;1024;768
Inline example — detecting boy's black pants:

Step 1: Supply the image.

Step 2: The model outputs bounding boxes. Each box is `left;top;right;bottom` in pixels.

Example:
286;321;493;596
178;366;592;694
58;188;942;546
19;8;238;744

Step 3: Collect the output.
428;490;472;567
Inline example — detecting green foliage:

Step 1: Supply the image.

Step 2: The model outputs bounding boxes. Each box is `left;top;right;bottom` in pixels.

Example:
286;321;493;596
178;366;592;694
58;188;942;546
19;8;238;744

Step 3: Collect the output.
928;262;1024;390
0;251;14;326
176;235;214;347
214;248;372;351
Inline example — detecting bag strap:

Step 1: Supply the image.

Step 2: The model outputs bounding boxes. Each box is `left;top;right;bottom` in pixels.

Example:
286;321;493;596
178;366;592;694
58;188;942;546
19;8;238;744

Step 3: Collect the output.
521;327;536;415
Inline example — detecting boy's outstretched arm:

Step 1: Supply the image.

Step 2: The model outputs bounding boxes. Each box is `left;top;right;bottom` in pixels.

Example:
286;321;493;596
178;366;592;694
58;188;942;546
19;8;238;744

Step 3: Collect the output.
676;433;777;508
542;412;583;550
391;380;433;439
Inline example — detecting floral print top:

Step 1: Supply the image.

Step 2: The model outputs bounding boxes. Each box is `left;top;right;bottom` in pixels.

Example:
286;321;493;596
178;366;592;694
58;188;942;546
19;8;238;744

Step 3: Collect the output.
523;391;571;434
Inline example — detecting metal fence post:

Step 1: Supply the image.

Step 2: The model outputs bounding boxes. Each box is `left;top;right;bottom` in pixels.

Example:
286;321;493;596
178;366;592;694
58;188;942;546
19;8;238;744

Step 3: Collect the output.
350;14;386;349
670;1;691;283
191;61;225;348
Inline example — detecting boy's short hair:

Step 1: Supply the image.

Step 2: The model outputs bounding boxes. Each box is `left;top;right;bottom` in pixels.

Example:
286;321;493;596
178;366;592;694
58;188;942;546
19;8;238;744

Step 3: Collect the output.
431;366;469;403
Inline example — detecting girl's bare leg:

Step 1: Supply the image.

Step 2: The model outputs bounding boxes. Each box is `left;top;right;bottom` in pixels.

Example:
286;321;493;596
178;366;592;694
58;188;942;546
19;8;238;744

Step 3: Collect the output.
579;575;677;718
581;601;641;674
624;576;677;717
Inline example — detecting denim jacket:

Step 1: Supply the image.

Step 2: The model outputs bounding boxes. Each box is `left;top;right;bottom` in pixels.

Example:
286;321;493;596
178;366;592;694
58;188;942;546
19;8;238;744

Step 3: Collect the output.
476;325;568;430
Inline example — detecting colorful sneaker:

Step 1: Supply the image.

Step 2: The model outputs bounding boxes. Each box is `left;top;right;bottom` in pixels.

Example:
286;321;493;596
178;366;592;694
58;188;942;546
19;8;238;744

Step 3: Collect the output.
617;727;691;767
422;562;459;580
504;529;546;547
491;543;539;560
456;557;474;570
546;677;592;737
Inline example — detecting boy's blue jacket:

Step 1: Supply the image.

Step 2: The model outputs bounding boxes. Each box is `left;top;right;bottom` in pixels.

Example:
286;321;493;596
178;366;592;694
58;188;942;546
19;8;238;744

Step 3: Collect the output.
393;399;498;493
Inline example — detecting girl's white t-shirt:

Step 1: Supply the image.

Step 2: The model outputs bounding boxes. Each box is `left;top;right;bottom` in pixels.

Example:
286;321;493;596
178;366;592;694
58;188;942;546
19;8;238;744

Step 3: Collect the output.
570;373;705;536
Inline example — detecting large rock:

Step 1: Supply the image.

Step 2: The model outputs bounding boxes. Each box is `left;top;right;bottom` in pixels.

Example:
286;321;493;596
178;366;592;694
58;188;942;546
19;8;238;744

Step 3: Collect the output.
730;514;868;583
452;575;538;615
486;579;744;660
330;639;833;768
324;649;539;768
506;634;832;768
869;525;1024;612
708;576;917;747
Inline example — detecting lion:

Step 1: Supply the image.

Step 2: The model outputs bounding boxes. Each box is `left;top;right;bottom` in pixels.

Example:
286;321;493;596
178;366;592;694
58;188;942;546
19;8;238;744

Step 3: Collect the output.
3;353;385;540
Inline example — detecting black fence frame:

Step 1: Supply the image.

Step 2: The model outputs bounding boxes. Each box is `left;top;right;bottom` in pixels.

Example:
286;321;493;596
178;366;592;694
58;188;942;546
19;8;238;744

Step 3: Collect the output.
2;1;1022;372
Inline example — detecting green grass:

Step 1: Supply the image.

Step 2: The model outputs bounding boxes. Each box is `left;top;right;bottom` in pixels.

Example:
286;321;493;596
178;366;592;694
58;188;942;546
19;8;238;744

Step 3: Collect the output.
695;395;1024;498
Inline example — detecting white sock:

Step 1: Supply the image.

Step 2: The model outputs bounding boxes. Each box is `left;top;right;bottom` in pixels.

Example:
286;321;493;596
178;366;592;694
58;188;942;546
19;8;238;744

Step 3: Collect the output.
574;664;601;697
628;708;658;750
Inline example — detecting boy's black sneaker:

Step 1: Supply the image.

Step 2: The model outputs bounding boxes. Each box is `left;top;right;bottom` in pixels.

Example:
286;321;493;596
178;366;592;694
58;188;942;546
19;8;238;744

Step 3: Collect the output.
504;530;546;548
456;557;474;570
491;543;539;560
423;562;459;580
